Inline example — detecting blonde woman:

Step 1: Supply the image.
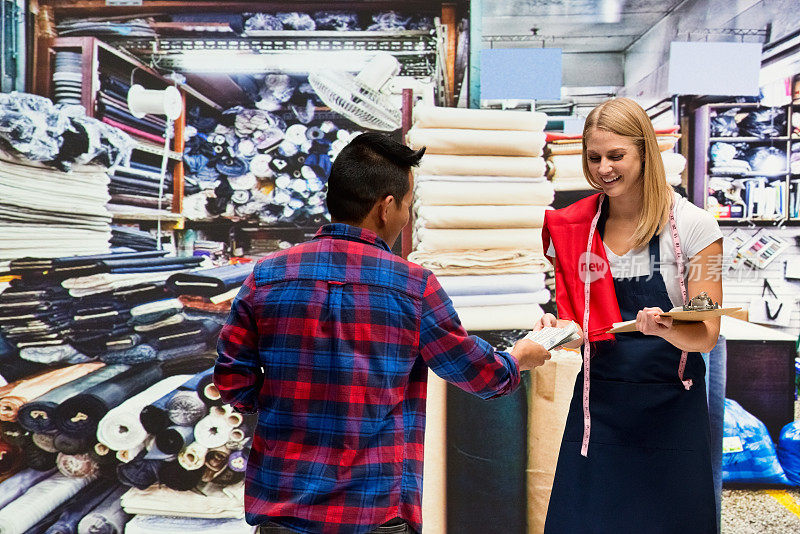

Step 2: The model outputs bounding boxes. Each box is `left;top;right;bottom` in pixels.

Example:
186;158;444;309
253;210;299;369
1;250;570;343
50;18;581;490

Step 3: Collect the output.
539;98;722;533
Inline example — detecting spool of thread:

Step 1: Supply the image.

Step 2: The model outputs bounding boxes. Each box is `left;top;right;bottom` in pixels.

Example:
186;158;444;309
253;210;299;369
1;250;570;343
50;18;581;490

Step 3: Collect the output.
127;84;182;120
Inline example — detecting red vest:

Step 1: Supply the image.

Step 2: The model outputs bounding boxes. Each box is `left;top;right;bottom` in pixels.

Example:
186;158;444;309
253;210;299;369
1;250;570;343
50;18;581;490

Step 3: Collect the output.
541;194;621;342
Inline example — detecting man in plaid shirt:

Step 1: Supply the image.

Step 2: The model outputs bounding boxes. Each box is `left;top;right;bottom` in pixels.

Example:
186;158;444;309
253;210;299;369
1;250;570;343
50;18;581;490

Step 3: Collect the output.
214;133;551;534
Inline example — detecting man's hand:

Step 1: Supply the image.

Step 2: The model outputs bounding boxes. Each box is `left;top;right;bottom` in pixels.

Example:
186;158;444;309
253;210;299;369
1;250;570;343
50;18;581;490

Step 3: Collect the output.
510;338;551;371
532;313;584;349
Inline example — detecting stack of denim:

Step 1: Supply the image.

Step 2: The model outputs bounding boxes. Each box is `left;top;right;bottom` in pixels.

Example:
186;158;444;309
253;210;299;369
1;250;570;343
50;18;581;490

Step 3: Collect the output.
108;161;174;211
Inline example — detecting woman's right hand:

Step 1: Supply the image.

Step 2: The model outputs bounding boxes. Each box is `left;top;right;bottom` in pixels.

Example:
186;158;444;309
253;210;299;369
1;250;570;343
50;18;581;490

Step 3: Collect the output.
533;313;559;331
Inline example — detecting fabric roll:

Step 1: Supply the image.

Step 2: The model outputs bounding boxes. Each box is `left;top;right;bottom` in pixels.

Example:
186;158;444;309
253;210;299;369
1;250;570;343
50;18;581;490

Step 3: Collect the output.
133;315;185;333
437;273;546;296
226;425;251;451
0;363;105;422
0;468;57;509
129;299;183;325
158;460;204;491
178;442;208;471
415;205;549;229
43;480;115;534
418;155;546;177
143;446;175;462
409;250;554;276
115;440;146;464
54;363;164;437
96;374;191;452
98;344;156;365
455;304;544;331
407;128;546;157
227;449;248;473
0;360;47;395
18;365;132;433
194;411;238;450
165;263;254;298
0;472;96;534
166;391;207;426
19;344;89;365
76;485;130;534
414;228;543;253
415;181;554;206
56;453;99;478
0;422;31;447
155;425;194;455
450;290;551;308
155;341;208;362
89;443;117;467
33;432;58;452
115;451;160;489
24;444;58;471
211;467;245;487
661;151;686;175
527;350;582;534
123;516;255;534
0;440;21;475
53;432;92;455
413;105;547;131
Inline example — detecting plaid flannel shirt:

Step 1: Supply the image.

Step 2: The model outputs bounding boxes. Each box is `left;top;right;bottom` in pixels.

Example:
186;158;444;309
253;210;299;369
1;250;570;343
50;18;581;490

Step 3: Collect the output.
214;223;520;534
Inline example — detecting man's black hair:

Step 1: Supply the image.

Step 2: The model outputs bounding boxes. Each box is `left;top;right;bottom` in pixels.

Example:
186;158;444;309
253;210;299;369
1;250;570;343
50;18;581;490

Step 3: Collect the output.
326;132;425;223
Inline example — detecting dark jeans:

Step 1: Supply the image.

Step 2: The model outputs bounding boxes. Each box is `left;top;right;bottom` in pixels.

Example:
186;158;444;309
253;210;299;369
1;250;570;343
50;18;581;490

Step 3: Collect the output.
260;519;412;534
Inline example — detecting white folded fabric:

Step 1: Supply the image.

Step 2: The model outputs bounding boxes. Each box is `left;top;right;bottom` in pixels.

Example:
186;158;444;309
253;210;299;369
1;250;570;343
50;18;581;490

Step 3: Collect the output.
437;273;547;296
407;128;546;157
415;181;554;206
97;375;192;451
0;473;96;534
549;154;584;179
450;290;551;308
124;515;255;533
553;179;594;192
130;298;184;317
667;174;682;187
455;303;544;331
413;105;547;131
415;205;550;229
418;155;546;177
62;270;192;297
414;228;543;253
414;174;546;183
121;483;246;519
407;249;551;276
661;151;687;175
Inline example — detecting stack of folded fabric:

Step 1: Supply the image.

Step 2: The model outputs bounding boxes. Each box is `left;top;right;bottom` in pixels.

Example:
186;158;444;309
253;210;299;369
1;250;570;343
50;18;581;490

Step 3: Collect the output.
96;74;171;145
110;225;160;251
108;160;174;211
545;126;684;190
406;105;552;330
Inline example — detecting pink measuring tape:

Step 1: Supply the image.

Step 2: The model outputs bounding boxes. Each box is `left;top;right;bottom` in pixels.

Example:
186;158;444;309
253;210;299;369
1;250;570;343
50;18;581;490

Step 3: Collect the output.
580;198;691;457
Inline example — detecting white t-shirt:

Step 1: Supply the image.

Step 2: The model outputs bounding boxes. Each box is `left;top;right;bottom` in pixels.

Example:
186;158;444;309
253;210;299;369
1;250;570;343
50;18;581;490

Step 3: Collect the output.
548;192;723;308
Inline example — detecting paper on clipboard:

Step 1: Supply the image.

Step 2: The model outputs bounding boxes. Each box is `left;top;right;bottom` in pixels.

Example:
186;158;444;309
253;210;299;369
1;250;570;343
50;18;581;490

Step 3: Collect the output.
607;307;741;334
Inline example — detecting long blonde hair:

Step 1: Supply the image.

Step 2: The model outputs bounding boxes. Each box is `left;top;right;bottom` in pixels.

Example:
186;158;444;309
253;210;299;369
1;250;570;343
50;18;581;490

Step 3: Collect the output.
581;97;672;250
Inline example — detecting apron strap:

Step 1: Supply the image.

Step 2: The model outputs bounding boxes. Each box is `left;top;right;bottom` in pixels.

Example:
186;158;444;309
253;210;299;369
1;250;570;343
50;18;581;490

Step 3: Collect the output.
668;202;693;391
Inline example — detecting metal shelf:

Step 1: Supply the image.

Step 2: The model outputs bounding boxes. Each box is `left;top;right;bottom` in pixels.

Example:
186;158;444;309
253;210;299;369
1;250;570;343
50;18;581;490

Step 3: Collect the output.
709;136;789;142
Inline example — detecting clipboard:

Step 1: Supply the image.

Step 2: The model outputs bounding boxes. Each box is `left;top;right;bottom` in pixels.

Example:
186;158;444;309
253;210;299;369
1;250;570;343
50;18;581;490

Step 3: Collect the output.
607;307;741;334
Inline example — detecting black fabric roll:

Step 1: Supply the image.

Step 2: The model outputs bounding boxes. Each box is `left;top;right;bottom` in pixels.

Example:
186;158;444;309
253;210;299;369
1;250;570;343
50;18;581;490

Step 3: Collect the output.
0;440;21;474
154;425;194;455
0;358;48;384
446;376;528;534
102;256;204;273
211;467;245;486
138;396;174;436
159;353;216;376
18;364;132;433
54;431;92;454
158;459;203;491
116;450;161;489
54;362;164;436
0;422;31;447
24;442;58;470
165;263;254;298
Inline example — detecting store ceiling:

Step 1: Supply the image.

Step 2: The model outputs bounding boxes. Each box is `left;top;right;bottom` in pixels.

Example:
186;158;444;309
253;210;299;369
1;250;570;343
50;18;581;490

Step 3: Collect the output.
483;0;686;53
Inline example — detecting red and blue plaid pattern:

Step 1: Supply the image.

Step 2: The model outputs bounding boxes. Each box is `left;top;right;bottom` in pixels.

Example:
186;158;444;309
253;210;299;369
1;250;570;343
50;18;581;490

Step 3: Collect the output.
214;223;520;534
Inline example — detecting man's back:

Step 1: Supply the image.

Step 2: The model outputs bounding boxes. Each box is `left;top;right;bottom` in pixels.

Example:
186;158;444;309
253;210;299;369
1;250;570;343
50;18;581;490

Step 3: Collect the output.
215;224;521;534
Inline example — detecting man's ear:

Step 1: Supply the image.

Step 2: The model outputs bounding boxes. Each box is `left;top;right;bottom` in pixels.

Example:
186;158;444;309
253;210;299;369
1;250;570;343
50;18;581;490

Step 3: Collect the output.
378;195;395;226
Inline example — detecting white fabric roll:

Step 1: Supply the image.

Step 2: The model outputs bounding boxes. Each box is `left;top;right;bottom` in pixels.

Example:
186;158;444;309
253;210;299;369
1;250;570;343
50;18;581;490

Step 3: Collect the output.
450;290;551;308
415;205;550;229
661;151;687;175
455;303;544;331
413;105;547;131
194;414;237;450
407;128;546;157
407;250;552;276
418;155;546;177
415;181;554;206
437;273;547;296
415;174;546;183
666;174;682;187
97;375;192;451
0;473;96;534
414;228;543;253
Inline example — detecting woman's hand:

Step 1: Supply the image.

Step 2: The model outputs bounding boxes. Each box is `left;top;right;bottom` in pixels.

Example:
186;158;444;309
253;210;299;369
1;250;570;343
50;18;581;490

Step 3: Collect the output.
635;307;672;337
533;313;559;331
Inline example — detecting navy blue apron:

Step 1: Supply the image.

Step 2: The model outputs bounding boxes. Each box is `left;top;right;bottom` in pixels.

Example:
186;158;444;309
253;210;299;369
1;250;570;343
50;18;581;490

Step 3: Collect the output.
544;217;717;533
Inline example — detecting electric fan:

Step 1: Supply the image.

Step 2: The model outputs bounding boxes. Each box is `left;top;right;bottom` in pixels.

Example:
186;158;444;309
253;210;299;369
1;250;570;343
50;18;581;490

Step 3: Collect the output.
308;52;402;131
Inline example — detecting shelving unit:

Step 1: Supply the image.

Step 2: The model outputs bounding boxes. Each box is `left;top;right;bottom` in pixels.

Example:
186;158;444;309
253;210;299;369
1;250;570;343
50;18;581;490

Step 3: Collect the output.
692;102;795;224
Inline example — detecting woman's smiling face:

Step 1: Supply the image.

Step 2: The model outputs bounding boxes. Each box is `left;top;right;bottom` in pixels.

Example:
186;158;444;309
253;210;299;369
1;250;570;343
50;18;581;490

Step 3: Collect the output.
585;128;643;198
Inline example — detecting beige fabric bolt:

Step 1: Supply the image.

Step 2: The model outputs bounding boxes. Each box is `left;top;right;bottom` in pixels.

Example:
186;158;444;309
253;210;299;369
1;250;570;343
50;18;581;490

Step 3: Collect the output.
414;228;543;253
407;128;546;157
415;181;554;206
413;105;547;131
527;349;582;534
455;303;544;331
415;205;550;229
407;250;552;276
418;155;546;177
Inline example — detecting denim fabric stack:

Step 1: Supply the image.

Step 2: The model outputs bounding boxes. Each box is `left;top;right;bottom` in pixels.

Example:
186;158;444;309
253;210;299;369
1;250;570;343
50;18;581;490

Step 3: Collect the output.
0;255;260;532
406;105;553;330
0;93;135;266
